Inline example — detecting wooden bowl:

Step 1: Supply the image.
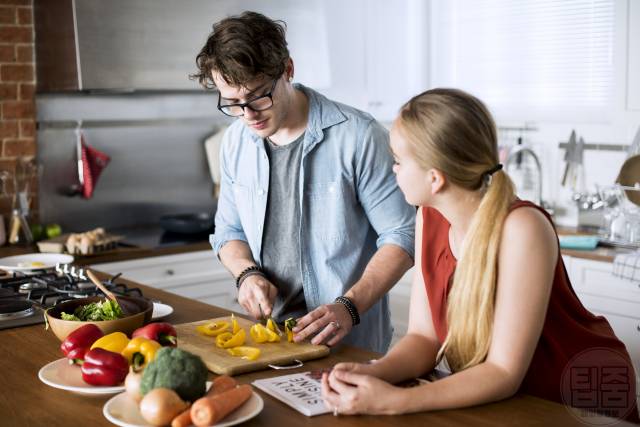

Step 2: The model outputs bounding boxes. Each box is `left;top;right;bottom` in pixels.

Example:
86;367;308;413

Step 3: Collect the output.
45;295;153;341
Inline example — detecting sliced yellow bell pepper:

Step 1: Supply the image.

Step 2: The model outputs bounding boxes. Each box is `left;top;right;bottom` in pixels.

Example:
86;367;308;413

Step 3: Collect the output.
196;321;230;337
90;331;129;353
284;318;297;343
250;323;280;343
231;314;241;334
121;336;161;371
250;323;268;343
266;318;283;336
216;328;246;349
227;346;261;361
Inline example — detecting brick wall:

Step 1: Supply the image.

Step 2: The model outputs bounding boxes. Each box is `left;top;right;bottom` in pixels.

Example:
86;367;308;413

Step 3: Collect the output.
0;0;36;224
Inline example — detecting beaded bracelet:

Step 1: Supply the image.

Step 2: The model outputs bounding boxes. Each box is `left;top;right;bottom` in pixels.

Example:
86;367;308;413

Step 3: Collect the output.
235;265;265;289
335;296;360;326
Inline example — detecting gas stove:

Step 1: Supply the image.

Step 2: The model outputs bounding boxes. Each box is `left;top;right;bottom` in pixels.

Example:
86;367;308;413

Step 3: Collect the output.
0;264;144;330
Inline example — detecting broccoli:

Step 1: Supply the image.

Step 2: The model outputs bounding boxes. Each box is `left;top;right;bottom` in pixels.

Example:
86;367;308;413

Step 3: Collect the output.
140;347;208;402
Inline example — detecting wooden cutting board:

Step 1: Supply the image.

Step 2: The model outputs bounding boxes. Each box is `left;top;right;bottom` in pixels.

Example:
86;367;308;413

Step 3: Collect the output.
175;317;330;376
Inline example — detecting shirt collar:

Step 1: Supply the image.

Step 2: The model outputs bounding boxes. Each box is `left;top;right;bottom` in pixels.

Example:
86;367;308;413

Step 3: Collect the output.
244;83;347;146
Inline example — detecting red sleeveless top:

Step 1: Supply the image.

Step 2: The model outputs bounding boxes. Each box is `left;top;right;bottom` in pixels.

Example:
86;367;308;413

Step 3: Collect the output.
421;200;639;423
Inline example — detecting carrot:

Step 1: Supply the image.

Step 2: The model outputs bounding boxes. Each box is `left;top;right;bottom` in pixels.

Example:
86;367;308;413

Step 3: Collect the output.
190;384;253;427
170;407;192;427
206;375;238;397
172;375;238;426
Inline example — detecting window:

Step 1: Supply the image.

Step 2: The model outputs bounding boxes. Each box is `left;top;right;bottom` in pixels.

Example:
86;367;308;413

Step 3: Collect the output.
429;0;615;121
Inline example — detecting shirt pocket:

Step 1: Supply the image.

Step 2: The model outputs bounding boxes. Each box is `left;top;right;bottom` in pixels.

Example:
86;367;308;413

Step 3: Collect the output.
304;179;353;241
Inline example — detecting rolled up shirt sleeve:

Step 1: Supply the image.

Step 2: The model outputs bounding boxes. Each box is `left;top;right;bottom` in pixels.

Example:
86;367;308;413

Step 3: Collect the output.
355;120;415;258
210;129;248;257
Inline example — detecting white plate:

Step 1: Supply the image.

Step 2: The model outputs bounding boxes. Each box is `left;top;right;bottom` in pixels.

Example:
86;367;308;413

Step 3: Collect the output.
151;302;174;320
38;358;125;395
103;383;263;427
0;253;74;272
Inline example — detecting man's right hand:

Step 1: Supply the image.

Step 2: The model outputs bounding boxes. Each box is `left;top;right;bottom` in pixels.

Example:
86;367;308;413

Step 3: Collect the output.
237;274;278;320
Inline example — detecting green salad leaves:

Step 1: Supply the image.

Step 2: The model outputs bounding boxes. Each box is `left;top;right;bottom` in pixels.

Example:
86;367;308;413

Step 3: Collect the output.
61;299;123;321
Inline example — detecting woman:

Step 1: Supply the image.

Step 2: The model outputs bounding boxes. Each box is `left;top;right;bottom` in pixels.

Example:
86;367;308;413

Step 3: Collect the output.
321;88;639;423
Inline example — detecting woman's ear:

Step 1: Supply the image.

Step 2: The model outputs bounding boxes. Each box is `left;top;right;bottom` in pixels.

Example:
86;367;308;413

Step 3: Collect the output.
429;169;446;195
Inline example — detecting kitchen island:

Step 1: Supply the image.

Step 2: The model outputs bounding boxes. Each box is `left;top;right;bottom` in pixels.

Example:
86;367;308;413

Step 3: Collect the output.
0;274;628;427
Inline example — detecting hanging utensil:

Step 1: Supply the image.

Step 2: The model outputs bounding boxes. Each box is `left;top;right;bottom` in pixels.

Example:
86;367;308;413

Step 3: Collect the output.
561;130;577;186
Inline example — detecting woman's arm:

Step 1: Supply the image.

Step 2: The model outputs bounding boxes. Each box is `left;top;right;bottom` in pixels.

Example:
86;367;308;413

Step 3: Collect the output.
332;208;441;383
324;207;559;414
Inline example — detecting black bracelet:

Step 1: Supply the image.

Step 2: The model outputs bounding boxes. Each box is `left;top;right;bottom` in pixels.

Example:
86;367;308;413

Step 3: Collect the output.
335;296;360;326
235;265;264;289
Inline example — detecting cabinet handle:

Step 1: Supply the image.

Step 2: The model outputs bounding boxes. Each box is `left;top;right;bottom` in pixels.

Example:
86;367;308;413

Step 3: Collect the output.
165;269;175;276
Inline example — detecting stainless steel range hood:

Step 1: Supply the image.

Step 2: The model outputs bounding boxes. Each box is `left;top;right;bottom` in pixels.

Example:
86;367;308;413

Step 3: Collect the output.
34;0;238;92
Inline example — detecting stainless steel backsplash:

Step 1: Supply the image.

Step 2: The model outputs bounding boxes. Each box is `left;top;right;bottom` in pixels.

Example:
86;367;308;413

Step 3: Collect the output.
36;92;231;232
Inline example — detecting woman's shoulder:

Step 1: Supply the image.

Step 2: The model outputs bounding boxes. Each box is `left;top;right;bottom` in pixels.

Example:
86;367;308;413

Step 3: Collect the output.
502;202;558;251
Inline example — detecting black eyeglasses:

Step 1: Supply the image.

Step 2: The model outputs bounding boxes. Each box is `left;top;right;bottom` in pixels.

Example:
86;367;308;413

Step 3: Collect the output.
217;79;278;117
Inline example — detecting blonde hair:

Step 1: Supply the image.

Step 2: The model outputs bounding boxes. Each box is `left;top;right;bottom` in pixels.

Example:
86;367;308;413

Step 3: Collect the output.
398;88;516;371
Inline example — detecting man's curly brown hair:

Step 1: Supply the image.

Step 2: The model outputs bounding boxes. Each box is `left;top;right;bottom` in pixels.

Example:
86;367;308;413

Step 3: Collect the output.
192;11;290;89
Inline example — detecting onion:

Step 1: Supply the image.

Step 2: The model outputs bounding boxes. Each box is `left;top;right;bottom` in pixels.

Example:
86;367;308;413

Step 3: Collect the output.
140;388;188;426
124;369;143;403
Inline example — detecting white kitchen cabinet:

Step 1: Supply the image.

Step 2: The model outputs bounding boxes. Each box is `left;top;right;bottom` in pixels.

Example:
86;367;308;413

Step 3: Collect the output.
92;250;242;313
565;255;640;398
319;0;429;122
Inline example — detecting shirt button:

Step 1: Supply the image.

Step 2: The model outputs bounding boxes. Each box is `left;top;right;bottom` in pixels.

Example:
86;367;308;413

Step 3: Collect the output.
258;189;265;195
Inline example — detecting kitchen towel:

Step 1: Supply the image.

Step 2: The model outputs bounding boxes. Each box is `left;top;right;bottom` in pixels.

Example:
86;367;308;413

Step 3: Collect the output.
204;126;227;198
612;250;640;282
80;133;111;199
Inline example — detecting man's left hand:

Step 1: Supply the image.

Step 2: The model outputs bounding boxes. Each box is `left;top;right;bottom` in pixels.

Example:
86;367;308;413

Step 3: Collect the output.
293;303;352;346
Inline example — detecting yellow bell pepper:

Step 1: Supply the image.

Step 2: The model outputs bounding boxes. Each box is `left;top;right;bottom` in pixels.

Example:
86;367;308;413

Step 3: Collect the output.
249;323;267;343
231;314;241;334
284;318;297;343
266;318;283;336
196;321;230;337
216;328;246;349
227;346;261;361
90;331;129;353
121;336;161;371
250;323;280;343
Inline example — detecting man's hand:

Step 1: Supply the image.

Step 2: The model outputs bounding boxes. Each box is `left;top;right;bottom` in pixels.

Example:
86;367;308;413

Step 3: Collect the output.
237;275;278;320
293;303;352;346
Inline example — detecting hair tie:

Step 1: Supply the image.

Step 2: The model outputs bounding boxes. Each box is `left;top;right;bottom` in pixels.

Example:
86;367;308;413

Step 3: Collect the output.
484;163;503;176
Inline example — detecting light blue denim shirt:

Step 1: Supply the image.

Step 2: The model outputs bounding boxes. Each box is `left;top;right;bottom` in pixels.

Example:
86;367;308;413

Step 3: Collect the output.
211;84;415;353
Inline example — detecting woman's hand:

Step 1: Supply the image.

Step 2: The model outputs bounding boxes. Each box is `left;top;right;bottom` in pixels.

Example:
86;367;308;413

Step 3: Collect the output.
321;369;405;415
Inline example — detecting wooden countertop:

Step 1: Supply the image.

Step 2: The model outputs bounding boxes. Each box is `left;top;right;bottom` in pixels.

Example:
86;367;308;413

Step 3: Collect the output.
0;274;629;427
556;226;632;263
0;241;212;265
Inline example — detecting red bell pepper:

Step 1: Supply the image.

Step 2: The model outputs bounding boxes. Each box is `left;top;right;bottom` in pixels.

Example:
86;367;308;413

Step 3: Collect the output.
80;348;129;386
132;322;177;347
60;323;104;364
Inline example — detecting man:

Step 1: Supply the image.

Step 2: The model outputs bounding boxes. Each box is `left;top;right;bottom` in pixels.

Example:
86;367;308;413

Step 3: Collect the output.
193;11;414;353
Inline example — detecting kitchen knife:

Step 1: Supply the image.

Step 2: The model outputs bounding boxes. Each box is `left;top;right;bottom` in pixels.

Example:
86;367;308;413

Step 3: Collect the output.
627;125;640;158
561;130;577;186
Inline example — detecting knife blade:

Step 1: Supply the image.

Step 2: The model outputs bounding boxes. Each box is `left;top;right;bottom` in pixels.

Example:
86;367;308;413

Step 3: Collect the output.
627;125;640;157
561;130;577;186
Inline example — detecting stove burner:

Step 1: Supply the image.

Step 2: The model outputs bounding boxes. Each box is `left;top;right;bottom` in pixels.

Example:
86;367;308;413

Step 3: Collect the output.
0;264;144;329
18;282;48;293
0;299;34;320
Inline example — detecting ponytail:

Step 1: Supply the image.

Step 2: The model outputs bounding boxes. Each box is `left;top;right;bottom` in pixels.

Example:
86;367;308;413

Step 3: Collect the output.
437;170;515;371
